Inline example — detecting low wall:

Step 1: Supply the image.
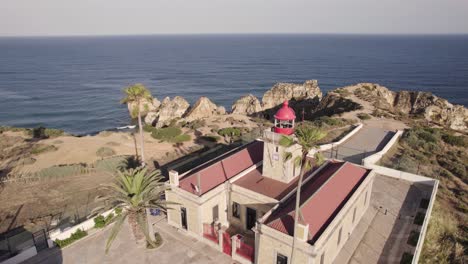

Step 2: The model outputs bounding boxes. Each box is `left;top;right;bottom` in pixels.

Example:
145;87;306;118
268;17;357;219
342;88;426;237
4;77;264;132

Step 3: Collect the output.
413;180;439;264
317;123;363;152
0;247;37;264
49;209;115;241
362;129;439;264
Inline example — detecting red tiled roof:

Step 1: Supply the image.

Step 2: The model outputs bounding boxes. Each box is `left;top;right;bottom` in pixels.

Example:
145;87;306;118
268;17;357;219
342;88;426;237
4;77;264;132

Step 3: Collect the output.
178;141;264;196
265;161;371;243
233;166;317;200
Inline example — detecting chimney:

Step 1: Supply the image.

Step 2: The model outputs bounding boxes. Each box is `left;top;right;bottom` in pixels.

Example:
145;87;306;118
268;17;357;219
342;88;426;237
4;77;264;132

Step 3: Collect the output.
169;170;179;186
296;223;309;242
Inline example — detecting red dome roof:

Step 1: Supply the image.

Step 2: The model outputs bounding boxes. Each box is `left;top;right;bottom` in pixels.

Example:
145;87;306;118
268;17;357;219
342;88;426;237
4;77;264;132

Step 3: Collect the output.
274;101;296;120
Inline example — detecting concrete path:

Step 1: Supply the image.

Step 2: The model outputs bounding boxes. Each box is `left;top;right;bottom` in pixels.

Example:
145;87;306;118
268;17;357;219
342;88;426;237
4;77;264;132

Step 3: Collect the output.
323;126;396;164
24;217;232;264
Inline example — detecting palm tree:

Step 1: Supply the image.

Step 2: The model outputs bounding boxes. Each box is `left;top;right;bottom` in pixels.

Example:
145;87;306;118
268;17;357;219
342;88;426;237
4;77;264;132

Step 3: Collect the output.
280;123;326;263
95;168;168;253
121;83;153;166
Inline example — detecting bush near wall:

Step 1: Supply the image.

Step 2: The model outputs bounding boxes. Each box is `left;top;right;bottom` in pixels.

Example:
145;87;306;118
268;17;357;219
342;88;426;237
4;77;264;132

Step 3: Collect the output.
55;229;88;248
94;213;115;228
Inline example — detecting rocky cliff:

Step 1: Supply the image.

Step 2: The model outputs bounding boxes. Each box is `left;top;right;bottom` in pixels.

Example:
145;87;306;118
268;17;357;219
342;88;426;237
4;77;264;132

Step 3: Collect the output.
231;94;263;116
353;83;468;131
261;80;322;110
185;97;226;121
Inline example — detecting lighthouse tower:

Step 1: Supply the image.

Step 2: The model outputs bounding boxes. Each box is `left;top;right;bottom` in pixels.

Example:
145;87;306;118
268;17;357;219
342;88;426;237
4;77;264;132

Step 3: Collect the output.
262;101;302;183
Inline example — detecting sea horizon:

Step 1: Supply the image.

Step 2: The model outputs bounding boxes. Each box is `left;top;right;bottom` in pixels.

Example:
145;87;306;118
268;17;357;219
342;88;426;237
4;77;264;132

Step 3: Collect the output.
1;34;467;134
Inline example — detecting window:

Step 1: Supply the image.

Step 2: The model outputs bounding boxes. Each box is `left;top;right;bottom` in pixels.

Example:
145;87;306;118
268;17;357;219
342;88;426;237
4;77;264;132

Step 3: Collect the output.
337;227;342;245
276;253;288;264
275;146;279;152
232;202;240;219
353;207;357;223
320;252;325;264
212;205;219;222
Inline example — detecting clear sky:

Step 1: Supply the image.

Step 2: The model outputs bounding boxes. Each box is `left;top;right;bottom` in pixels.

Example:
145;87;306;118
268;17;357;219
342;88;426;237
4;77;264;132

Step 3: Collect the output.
1;0;467;36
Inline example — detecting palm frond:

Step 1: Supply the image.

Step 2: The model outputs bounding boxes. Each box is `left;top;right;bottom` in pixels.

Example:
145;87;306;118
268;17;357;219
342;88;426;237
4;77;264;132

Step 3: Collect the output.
105;211;127;254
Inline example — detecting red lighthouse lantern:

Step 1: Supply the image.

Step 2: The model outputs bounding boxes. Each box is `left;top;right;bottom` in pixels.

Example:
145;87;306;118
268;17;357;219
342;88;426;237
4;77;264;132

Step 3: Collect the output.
273;101;296;135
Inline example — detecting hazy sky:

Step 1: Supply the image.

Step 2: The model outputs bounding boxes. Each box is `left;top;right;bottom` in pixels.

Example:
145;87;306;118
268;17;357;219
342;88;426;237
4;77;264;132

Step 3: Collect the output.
1;0;467;36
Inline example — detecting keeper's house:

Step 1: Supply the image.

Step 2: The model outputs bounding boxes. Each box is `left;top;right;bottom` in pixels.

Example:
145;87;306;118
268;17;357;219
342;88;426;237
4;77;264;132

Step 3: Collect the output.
165;101;375;264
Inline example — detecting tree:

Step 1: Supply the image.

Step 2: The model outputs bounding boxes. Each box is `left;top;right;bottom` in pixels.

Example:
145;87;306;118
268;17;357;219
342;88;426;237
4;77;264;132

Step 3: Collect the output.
280;124;326;263
121;83;153;165
95;168;168;253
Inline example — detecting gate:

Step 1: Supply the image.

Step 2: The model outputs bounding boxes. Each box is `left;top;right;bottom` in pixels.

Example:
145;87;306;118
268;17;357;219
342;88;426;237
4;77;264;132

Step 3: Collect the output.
32;230;48;252
222;232;231;256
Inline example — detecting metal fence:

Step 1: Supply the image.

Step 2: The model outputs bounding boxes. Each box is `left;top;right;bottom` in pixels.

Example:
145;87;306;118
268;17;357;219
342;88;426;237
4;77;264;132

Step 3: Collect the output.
0;228;47;262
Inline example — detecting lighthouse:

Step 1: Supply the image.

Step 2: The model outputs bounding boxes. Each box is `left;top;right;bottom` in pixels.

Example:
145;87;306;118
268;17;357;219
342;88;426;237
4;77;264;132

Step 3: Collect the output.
262;101;302;183
273;101;296;135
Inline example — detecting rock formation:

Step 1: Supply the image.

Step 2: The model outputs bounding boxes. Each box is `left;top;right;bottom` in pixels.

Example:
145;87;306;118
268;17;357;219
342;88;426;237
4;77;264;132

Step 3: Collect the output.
261;80;322;110
156;96;190;127
352;83;468;131
231;94;263;116
185;97;226;121
311;93;362;118
127;98;160;118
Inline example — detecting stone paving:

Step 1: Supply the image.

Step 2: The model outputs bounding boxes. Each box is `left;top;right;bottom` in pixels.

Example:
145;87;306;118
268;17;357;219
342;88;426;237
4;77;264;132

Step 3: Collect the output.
333;174;432;264
24;216;233;264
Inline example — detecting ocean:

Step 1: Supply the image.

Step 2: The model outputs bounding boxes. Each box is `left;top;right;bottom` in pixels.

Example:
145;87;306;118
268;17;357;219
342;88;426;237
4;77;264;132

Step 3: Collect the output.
0;34;467;135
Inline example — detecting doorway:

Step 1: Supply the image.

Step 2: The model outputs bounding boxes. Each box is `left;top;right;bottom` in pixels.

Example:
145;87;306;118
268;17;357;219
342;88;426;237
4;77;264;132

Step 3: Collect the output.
246;207;257;231
181;207;187;230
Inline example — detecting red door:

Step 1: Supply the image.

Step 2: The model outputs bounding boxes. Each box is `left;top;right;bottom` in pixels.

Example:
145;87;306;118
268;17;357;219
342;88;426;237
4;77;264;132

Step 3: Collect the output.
223;232;231;256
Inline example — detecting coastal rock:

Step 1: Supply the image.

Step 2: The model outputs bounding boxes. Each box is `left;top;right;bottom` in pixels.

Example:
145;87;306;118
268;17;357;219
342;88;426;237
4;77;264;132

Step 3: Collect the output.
312;93;362;117
127;98;160;118
185;97;224;121
144;112;159;126
231;94;263;116
352;83;468;131
262;80;322;110
152;96;190;127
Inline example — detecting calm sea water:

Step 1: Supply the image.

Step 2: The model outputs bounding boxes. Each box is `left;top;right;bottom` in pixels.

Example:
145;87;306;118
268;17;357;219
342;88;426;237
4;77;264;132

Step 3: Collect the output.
0;34;467;135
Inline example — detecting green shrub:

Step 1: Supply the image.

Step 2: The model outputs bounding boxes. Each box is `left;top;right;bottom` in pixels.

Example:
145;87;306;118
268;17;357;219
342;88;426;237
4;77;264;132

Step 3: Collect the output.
96;147;116;158
94;213;115;228
187;119;206;130
313;116;344;127
151;127;182;141
357;113;372;120
442;134;466;147
31;144;58;155
143;124;156;133
172;134;191;143
115;207;122;215
218;127;241;137
29;127;64;138
55;229;88;248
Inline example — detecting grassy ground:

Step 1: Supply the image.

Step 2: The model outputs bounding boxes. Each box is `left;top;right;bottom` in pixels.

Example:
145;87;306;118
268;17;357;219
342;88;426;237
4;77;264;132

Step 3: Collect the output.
380;126;467;263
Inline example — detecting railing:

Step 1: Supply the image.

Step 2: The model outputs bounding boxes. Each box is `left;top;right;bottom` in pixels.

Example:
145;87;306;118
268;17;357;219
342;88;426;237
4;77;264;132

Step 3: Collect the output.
202;223;218;243
236;240;254;262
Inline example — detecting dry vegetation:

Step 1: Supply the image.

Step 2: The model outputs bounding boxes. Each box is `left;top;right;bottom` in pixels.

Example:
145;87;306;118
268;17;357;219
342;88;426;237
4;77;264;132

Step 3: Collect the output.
380;126;467;263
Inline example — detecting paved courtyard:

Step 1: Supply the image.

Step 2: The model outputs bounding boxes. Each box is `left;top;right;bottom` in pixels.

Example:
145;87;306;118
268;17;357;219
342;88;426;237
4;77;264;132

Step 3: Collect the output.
334;174;433;264
24;217;232;264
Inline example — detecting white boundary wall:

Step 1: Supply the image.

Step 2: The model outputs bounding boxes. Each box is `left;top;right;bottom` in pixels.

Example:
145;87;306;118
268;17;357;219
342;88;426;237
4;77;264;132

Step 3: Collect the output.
49;209;115;241
361;129;439;264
